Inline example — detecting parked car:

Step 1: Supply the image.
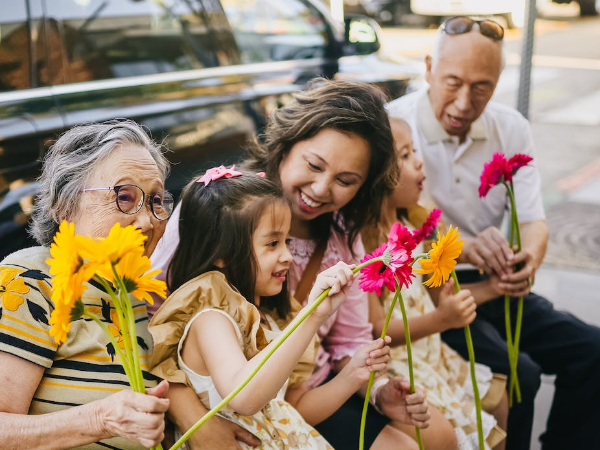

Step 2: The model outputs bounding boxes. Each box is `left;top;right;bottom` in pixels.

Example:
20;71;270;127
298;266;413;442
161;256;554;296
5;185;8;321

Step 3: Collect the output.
0;0;420;259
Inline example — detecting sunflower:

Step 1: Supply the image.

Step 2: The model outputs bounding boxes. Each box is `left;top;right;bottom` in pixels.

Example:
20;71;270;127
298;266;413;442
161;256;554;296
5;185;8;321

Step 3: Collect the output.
415;225;463;288
108;251;166;304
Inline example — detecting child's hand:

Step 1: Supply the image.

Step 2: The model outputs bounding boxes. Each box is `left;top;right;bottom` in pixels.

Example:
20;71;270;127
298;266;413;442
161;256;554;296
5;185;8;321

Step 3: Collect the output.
374;377;430;429
309;261;355;319
340;337;392;388
436;280;477;330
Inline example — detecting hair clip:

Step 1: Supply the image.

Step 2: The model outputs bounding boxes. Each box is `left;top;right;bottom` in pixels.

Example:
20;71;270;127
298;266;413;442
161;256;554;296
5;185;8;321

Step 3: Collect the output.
256;172;266;178
197;165;243;186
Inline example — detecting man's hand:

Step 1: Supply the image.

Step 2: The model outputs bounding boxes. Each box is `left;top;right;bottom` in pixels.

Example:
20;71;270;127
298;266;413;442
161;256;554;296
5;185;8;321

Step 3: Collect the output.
461;227;513;277
375;377;430;428
497;246;535;297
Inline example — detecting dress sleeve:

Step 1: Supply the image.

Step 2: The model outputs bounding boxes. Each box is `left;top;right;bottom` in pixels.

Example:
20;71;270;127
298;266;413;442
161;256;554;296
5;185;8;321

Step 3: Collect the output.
0;252;57;368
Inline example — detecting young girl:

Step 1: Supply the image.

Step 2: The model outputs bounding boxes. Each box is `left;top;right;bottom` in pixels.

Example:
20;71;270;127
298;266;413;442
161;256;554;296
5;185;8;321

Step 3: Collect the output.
361;117;509;450
150;79;433;450
149;168;393;449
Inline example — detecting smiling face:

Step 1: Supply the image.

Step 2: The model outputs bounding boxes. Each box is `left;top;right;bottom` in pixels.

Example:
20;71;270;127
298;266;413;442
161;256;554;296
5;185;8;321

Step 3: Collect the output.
278;128;370;236
426;32;502;141
70;144;167;256
253;201;293;301
390;119;424;209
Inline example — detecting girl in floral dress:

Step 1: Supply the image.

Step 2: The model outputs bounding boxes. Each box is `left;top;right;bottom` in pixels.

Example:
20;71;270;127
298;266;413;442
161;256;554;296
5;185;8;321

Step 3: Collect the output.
362;117;509;450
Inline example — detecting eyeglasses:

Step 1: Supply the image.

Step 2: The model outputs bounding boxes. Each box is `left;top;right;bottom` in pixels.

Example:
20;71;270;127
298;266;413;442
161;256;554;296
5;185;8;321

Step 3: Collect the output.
82;184;174;221
440;16;504;41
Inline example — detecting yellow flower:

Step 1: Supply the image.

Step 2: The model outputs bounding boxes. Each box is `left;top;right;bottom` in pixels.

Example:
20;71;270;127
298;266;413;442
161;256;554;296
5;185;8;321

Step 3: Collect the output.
78;223;147;266
49;299;85;345
103;251;166;304
415;225;463;288
0;269;29;311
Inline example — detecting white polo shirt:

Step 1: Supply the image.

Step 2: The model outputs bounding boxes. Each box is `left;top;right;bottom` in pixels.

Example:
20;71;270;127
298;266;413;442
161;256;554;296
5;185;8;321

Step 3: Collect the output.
387;87;545;239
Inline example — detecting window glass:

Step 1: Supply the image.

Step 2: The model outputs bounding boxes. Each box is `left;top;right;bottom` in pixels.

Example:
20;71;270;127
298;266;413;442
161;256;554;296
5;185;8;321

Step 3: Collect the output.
0;3;31;92
47;0;219;84
221;0;329;63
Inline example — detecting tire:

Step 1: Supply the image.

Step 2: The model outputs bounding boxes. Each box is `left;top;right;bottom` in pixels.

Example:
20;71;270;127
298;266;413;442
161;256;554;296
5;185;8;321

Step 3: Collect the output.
578;0;600;15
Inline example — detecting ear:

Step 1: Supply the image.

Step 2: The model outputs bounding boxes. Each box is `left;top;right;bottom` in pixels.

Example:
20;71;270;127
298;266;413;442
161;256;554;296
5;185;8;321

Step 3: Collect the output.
425;55;433;84
214;259;225;268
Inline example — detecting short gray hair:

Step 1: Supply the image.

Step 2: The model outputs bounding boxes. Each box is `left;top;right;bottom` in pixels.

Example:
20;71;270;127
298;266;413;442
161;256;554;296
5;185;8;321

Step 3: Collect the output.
30;120;170;245
430;28;506;73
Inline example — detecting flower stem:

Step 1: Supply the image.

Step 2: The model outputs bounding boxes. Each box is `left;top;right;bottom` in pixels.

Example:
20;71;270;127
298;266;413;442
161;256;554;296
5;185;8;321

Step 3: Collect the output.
452;270;484;450
168;256;386;450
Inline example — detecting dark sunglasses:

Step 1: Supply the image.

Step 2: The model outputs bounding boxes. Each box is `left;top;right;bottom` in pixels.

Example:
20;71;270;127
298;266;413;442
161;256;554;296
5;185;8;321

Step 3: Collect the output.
440;16;505;41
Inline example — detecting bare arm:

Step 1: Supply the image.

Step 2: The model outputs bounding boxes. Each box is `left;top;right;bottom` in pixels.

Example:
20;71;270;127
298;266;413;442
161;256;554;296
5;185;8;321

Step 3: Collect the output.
0;351;168;450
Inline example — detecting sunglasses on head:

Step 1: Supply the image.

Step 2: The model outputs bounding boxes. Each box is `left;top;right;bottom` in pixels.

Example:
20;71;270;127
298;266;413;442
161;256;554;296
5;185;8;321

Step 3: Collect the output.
440;16;505;41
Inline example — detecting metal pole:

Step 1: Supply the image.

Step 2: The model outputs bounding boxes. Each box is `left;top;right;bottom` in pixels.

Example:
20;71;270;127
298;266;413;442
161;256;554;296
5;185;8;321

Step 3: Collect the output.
517;0;537;119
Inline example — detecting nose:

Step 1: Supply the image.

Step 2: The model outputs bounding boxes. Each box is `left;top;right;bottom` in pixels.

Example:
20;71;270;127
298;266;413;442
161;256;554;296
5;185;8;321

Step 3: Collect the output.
132;202;154;233
311;174;331;199
454;85;472;113
281;244;293;265
415;156;423;170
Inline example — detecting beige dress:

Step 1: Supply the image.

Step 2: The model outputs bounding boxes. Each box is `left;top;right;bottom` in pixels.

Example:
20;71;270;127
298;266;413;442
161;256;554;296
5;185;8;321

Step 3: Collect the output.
363;225;507;450
149;271;332;450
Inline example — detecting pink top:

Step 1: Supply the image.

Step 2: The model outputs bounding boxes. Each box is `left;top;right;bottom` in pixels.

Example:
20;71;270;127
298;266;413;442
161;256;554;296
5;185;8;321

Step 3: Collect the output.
149;204;374;389
288;230;373;389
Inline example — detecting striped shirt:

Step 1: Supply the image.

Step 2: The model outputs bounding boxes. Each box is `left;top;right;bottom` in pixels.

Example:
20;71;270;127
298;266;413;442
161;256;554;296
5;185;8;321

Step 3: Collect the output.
0;246;157;450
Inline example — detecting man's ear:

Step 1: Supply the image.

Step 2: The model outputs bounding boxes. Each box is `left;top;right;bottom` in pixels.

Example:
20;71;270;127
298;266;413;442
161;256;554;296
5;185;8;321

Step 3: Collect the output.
425;55;433;84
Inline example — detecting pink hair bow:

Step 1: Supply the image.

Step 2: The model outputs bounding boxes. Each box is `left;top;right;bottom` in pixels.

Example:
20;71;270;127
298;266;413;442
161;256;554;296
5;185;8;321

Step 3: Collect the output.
197;165;243;186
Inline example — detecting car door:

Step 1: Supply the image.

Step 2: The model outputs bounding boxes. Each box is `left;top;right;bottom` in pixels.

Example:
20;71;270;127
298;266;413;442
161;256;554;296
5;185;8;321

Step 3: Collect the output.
42;0;258;195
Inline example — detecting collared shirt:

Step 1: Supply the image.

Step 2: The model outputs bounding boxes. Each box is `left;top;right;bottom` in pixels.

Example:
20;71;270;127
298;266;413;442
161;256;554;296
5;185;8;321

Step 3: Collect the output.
387;87;545;239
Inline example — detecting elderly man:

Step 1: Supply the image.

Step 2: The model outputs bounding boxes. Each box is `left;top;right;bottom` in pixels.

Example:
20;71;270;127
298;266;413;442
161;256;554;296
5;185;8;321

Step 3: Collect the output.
387;16;600;450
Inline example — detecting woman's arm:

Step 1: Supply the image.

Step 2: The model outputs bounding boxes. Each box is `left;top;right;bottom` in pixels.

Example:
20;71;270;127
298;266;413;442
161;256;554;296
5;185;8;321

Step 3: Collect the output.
0;351;168;450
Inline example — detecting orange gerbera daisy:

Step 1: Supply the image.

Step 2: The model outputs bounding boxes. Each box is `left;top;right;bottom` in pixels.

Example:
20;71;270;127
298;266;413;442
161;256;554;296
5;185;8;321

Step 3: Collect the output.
415;225;463;288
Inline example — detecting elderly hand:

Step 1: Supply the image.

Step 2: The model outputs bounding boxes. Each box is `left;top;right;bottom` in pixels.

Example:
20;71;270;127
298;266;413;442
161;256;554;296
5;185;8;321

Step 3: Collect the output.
462;226;514;277
375;377;430;428
496;246;535;297
95;380;170;448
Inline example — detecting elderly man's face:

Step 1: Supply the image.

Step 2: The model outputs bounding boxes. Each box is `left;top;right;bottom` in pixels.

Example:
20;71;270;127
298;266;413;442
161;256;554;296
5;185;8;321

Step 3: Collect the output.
71;145;167;256
425;32;502;141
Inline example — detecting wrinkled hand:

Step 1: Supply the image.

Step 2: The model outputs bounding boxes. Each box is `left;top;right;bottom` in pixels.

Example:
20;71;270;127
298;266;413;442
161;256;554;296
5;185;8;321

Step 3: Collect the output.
497;246;535;297
462;227;513;277
436;281;476;330
184;414;261;450
342;337;391;388
96;380;170;448
309;261;355;319
375;377;430;429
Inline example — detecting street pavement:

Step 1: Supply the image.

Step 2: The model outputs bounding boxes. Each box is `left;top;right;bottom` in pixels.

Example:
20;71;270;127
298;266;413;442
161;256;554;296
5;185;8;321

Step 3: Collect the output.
379;8;600;449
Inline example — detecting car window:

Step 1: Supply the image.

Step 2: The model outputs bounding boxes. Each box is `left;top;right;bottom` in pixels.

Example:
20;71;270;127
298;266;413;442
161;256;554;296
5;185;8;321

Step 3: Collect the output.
45;0;220;85
221;0;329;64
0;2;33;92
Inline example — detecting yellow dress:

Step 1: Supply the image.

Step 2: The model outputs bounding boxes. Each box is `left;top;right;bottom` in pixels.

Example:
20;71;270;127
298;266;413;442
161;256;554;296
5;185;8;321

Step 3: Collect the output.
149;271;332;450
363;225;507;450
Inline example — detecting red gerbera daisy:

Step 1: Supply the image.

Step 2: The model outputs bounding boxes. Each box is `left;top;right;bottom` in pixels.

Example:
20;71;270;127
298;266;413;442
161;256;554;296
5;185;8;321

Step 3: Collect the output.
359;243;396;296
479;152;509;197
505;154;533;181
412;208;442;244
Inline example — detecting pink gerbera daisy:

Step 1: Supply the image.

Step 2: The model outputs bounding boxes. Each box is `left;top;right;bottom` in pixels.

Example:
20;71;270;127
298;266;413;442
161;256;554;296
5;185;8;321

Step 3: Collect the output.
479;152;509;197
412;208;442;244
359;243;396;296
505;154;533;181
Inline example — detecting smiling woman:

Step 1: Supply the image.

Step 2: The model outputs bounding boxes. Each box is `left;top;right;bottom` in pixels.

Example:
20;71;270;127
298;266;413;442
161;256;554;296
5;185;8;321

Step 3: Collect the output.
0;120;172;450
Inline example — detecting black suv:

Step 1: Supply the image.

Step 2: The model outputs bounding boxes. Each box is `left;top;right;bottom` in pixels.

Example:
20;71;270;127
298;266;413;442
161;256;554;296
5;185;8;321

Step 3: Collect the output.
0;0;420;259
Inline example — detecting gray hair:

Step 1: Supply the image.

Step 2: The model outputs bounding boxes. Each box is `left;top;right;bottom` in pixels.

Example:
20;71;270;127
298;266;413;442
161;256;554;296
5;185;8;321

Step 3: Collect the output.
30;120;170;245
430;27;506;73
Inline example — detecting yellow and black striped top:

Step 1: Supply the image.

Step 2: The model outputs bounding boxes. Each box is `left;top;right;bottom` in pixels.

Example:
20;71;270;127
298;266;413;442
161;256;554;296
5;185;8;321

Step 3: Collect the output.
0;246;157;450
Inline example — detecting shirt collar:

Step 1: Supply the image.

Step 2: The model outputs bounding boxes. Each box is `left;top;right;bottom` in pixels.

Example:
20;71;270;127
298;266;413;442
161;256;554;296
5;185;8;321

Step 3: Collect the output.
416;87;487;143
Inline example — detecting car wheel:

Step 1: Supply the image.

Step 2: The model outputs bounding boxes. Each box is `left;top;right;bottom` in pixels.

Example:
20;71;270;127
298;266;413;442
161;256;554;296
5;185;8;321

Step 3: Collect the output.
578;0;600;15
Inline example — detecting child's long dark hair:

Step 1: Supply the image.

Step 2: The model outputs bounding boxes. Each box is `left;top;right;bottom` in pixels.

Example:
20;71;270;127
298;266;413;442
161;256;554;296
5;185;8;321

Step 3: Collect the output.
242;78;399;249
167;170;292;319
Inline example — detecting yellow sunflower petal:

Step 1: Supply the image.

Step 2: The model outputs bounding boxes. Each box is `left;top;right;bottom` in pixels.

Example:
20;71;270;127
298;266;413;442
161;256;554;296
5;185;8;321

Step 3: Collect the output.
415;225;463;288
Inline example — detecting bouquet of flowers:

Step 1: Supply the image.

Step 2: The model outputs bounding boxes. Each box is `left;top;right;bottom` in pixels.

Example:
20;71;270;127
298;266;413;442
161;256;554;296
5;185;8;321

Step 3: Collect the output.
479;152;533;406
47;221;167;450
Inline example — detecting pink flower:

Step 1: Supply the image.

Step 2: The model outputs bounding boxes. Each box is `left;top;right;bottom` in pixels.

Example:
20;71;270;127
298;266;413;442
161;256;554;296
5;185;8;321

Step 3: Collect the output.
197;165;243;186
256;172;266;178
505;154;533;181
479;153;509;197
412;208;442;244
359;244;396;296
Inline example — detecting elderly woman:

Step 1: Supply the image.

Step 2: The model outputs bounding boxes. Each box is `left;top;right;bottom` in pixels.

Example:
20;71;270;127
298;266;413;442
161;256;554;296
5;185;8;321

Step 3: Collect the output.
0;121;172;449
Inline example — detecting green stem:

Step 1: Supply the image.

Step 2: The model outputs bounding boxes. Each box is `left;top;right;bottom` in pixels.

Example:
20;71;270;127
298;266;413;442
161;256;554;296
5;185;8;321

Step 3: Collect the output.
452;271;484;450
168;256;386;450
394;281;424;450
504;295;515;407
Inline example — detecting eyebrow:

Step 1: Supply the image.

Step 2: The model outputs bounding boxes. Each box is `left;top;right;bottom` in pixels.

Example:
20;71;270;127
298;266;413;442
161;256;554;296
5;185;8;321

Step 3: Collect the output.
261;230;286;239
308;152;365;180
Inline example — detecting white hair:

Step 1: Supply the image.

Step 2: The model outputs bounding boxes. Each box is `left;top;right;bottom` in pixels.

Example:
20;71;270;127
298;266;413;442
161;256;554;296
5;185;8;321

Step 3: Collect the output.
30;120;170;245
430;26;507;73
